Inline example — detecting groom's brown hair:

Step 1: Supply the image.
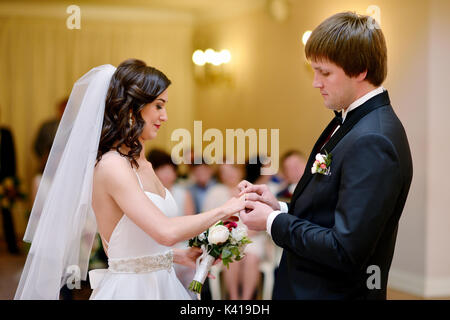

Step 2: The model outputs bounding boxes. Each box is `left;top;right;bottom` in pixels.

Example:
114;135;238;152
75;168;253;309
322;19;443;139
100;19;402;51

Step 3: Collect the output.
305;11;387;86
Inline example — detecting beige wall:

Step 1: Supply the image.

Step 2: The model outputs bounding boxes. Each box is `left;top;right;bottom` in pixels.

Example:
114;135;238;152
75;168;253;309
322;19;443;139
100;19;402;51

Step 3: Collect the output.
424;0;450;295
386;0;450;297
380;0;429;290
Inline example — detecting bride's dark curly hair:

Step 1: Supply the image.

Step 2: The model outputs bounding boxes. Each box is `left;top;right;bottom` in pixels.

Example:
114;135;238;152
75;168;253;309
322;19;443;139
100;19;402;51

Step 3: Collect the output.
97;59;171;169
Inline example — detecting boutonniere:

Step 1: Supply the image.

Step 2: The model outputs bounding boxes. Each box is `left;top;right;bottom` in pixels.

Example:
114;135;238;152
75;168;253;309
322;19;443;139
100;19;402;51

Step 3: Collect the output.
311;151;332;175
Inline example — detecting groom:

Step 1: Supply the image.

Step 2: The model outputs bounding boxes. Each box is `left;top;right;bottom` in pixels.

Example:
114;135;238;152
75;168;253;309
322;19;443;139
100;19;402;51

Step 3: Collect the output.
239;12;413;299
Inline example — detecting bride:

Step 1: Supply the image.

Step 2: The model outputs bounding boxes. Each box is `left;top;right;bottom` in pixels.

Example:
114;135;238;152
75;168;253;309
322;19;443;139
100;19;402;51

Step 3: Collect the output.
14;59;245;300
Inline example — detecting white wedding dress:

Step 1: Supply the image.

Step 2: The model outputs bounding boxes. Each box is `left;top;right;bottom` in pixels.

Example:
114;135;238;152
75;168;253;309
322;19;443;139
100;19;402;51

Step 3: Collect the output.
89;166;193;300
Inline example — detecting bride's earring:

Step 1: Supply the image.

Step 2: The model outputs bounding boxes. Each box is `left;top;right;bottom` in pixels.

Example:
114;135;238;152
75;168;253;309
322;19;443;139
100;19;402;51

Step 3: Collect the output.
129;111;133;126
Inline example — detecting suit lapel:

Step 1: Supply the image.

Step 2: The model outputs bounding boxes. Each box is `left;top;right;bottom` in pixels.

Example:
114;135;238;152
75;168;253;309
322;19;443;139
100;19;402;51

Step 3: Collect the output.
289;90;391;212
319;91;391;154
288;117;338;211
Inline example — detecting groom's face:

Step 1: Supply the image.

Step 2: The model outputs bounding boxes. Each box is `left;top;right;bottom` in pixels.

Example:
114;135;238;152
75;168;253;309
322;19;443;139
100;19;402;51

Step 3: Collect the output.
310;59;356;111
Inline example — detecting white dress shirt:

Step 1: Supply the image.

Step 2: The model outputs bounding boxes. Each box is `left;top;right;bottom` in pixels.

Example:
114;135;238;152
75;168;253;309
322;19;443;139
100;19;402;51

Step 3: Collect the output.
266;86;385;237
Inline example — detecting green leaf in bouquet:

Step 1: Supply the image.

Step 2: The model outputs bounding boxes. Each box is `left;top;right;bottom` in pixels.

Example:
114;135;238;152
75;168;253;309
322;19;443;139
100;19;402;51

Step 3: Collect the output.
210;246;221;259
241;236;252;244
189;237;200;248
222;248;232;259
230;246;240;257
222;257;231;269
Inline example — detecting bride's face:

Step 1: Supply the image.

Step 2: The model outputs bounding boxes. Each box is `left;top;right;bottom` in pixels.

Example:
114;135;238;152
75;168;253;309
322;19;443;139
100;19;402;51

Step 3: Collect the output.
140;89;168;140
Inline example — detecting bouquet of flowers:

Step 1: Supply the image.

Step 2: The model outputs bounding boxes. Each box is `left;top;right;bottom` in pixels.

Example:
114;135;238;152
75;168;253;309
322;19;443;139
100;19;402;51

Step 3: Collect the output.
0;176;26;211
188;216;252;294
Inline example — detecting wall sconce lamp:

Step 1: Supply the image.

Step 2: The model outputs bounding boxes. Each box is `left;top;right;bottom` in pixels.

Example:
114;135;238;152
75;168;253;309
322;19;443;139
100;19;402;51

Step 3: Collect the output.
192;48;232;84
301;30;312;68
302;30;312;46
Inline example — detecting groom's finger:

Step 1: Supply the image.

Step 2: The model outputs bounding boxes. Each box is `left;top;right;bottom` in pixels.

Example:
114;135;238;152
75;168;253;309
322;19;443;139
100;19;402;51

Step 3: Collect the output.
240;210;250;224
239;185;263;196
240;208;257;229
245;200;257;210
238;183;256;196
237;180;252;191
244;192;261;202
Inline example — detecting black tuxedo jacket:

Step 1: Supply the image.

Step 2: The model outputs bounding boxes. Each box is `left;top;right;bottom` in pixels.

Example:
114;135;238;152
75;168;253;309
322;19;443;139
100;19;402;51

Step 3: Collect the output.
271;91;413;300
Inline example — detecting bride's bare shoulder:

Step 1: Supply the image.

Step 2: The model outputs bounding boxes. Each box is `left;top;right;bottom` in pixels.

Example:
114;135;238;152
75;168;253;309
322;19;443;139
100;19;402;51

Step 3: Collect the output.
94;151;132;179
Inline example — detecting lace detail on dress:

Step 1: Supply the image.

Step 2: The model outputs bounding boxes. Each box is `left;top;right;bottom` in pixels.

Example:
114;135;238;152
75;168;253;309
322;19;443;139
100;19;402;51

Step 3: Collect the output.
108;250;173;274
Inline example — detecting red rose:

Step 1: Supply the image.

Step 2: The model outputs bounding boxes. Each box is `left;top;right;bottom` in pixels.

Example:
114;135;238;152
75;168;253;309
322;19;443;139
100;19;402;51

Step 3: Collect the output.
224;221;238;230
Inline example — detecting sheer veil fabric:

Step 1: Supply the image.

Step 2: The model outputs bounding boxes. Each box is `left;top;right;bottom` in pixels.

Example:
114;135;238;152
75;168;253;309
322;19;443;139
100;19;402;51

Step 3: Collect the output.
15;65;117;299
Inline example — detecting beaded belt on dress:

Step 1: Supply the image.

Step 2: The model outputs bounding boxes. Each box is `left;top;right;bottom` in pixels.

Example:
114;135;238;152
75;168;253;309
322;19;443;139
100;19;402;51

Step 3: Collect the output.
108;250;173;273
89;251;174;289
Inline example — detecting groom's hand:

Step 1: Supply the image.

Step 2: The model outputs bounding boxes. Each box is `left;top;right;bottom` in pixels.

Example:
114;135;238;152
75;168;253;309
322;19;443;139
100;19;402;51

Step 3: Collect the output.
238;180;280;211
240;200;274;231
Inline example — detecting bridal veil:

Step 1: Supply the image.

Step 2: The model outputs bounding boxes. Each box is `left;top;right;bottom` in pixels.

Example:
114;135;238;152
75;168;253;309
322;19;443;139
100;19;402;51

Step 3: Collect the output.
15;64;116;299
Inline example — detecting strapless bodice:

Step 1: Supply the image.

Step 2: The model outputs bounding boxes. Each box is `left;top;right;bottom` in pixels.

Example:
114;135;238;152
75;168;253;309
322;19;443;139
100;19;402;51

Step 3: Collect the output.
106;188;179;259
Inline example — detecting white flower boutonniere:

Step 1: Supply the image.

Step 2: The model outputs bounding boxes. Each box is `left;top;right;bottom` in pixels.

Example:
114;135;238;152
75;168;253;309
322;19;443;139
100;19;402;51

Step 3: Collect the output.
311;151;332;175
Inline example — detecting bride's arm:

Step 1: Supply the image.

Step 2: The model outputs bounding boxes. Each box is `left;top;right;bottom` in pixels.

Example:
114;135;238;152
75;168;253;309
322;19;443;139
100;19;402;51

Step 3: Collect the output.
96;155;244;247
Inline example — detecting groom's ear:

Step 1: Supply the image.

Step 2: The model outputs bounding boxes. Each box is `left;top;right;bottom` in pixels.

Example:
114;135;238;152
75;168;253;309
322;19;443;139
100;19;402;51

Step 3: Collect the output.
354;70;368;82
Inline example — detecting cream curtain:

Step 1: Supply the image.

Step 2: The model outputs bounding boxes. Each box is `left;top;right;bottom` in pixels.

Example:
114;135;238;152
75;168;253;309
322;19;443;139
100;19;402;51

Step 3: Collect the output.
0;14;195;235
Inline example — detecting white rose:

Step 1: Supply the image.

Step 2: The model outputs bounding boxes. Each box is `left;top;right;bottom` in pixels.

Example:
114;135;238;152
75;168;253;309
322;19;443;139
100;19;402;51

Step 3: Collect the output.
315;154;325;163
208;225;230;244
231;225;248;242
198;232;206;241
311;165;317;174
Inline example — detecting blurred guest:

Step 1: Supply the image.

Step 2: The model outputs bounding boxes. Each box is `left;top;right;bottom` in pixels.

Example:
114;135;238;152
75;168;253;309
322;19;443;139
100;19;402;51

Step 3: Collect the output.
176;146;194;180
246;156;282;196
188;160;216;214
147;148;195;216
33;97;67;170
147;148;197;299
203;162;263;300
276;150;306;201
31;97;68;202
0;124;19;254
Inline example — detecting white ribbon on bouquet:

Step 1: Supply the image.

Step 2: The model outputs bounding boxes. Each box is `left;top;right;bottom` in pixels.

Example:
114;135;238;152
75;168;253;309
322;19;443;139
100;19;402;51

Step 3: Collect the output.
192;244;215;300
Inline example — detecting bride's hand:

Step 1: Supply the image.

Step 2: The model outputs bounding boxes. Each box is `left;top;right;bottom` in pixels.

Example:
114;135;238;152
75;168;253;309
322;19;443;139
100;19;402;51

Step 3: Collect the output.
174;247;220;279
220;195;246;218
175;247;202;269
